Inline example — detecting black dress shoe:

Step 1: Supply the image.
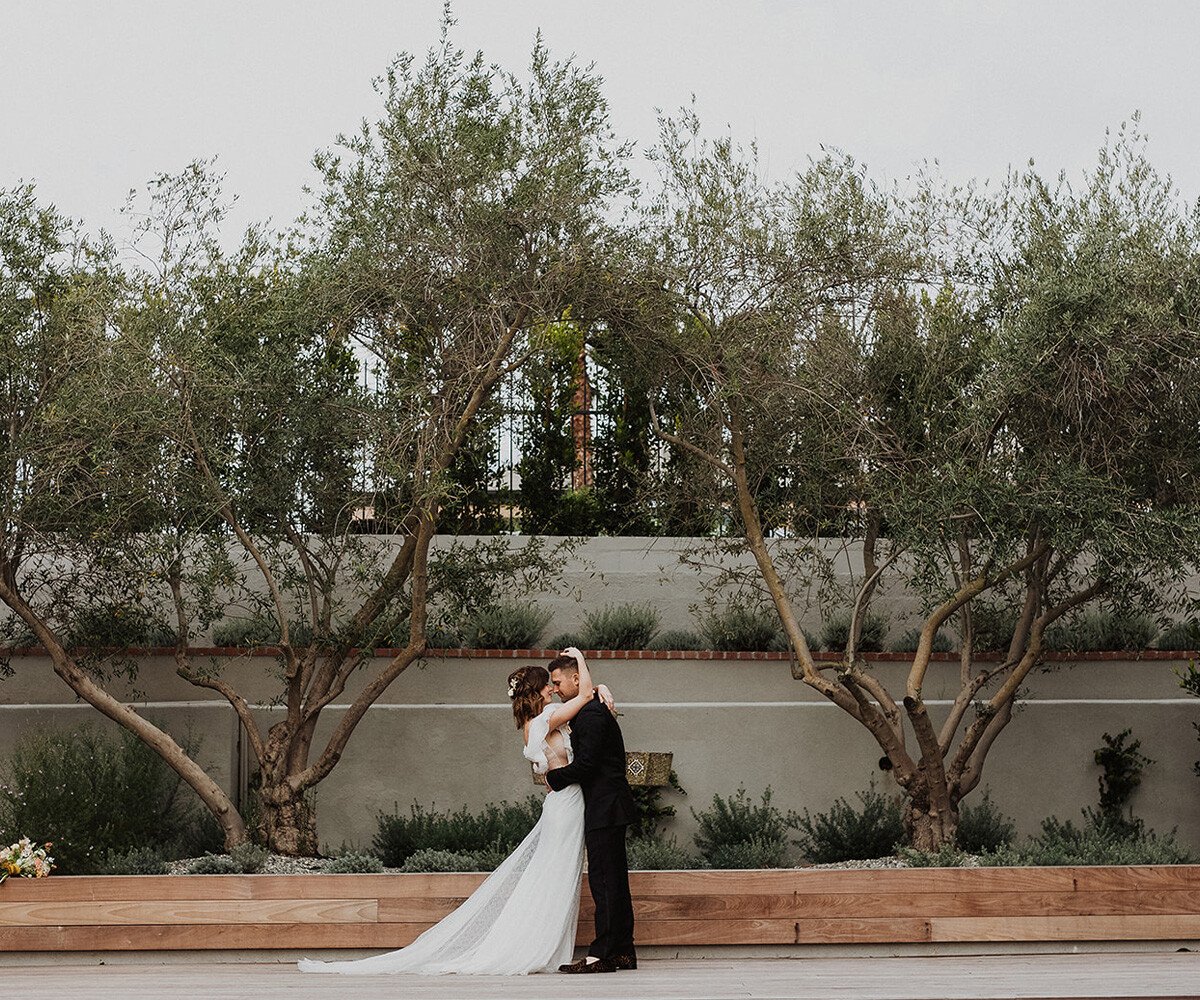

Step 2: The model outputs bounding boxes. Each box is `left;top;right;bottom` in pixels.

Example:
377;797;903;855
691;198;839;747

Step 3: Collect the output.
558;957;617;974
610;952;637;970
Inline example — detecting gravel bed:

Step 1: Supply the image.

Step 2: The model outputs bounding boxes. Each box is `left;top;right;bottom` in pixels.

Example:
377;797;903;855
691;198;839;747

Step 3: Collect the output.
164;854;408;875
162;852;982;874
802;854;983;869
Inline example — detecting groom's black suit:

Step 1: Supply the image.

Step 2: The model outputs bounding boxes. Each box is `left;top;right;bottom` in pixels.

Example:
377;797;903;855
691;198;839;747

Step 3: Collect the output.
545;691;636;963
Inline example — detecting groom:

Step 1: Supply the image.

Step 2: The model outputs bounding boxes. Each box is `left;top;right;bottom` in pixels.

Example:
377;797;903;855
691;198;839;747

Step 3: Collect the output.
544;653;637;974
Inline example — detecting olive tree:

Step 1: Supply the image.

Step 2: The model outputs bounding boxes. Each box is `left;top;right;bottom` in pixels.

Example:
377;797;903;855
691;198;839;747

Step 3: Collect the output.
0;26;633;854
638;114;1200;848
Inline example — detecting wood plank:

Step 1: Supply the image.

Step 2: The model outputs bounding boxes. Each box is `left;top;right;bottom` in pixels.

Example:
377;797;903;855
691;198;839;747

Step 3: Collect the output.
377;896;482;922
0;876;252;902
0;898;378;926
0;922;423;951
7;866;1196;905
626;868;1082;895
274;873;489;897
930;914;1200;942
623;917;933;946
1066;866;1200;891
0;873;490;902
381;889;1200;925
6;911;1200;950
0;916;931;950
20;887;1198;931
581;890;1200;921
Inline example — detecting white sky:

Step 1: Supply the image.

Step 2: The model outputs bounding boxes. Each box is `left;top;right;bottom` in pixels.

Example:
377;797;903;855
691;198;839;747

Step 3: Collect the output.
3;1;1199;245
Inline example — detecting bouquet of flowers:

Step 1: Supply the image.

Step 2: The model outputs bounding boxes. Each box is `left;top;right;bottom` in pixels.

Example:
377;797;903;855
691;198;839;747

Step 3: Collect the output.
0;837;55;884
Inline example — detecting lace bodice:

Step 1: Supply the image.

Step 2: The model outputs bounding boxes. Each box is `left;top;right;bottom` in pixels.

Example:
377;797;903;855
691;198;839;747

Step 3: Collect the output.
523;704;574;774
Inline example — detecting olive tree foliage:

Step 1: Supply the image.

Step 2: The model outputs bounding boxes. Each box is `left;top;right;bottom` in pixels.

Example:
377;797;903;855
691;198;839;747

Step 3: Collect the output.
636;113;1200;849
0;25;634;854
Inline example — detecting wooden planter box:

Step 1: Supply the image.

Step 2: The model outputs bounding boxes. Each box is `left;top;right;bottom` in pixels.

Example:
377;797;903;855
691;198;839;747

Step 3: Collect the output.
2;866;1200;951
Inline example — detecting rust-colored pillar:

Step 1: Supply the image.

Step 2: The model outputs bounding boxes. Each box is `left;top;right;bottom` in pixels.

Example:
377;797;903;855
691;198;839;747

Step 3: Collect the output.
571;340;593;490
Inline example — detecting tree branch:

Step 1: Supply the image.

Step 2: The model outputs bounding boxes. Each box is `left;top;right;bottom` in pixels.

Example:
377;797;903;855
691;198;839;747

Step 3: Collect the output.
0;564;248;843
648;400;736;478
294;510;436;791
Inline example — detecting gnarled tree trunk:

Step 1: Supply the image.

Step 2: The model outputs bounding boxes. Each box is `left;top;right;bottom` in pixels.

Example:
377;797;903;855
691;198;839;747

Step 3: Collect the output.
255;781;319;856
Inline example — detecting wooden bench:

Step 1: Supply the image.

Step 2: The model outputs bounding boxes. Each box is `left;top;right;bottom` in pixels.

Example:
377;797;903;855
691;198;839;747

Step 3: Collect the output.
3;866;1200;950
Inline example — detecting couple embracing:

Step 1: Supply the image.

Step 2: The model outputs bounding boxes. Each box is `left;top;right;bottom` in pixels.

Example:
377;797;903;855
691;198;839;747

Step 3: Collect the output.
299;647;637;976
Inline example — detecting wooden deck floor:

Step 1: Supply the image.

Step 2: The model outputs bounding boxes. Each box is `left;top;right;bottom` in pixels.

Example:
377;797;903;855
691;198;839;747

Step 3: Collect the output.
4;953;1199;999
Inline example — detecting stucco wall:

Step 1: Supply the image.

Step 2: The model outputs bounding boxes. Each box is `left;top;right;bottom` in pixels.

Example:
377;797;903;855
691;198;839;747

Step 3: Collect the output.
3;651;1198;854
435;534;910;637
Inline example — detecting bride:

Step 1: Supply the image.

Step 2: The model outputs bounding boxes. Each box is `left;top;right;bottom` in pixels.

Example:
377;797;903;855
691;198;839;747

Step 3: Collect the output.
297;647;611;976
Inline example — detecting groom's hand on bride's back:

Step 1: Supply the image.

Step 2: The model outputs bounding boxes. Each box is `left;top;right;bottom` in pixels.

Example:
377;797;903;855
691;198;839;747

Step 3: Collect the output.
545;706;602;790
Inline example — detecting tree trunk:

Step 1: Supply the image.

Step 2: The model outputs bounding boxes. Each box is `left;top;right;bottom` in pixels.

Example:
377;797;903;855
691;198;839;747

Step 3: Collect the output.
905;798;959;851
255;779;319;856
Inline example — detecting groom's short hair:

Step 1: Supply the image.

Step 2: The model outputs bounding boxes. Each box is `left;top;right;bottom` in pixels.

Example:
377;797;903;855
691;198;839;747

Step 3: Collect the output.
547;654;577;674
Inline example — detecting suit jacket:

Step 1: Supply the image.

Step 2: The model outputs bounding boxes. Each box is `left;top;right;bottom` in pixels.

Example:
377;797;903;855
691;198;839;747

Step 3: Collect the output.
545;692;636;831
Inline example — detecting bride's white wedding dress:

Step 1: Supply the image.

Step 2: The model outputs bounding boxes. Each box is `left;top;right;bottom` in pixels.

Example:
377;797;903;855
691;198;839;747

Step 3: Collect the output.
297;703;585;976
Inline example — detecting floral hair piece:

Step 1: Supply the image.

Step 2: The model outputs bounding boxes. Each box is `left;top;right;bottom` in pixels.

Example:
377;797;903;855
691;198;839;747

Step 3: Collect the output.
507;678;518;699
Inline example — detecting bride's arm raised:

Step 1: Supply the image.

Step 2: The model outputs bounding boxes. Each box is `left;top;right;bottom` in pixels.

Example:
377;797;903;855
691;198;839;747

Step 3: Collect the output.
547;647;596;729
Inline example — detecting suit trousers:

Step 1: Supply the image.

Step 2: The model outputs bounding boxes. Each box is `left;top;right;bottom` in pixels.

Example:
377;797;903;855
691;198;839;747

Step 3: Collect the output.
584;824;635;960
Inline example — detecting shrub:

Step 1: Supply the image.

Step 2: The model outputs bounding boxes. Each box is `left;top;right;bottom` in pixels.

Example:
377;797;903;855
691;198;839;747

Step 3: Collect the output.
700;603;780;651
1094;728;1153;824
211;616;313;648
1043;610;1158;652
425;623;465;648
342;612;409;650
627;835;701;870
956;790;1016;853
460;601;553;650
792;787;905;863
1180;662;1200;777
983;813;1193;866
373;797;542;868
0;614;37;648
323;851;384;874
229;841;268;874
628;770;686;840
1159;619;1200;651
187;853;242;875
979;730;1164;866
579;603;661;650
398;848;502;873
0;725;219;874
705;838;790;869
897;843;973;868
69;602;177;648
647;629;709;651
819;611;889;654
100;846;169;875
774;628;823;653
175;809;226;860
546;632;584;651
692;787;791;869
966;603;1020;653
889;626;953;654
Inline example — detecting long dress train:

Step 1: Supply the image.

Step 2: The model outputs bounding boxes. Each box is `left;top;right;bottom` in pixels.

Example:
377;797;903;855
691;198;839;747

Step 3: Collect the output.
297;704;584;976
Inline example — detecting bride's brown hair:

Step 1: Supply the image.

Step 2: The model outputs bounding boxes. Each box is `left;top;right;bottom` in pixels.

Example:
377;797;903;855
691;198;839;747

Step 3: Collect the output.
508;665;550;729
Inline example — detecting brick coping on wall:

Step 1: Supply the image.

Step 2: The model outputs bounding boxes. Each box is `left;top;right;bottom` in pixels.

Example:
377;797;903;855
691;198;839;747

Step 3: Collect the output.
1;645;1195;662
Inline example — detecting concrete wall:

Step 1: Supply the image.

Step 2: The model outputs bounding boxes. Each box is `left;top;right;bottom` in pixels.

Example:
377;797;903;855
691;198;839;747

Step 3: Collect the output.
439;534;899;637
3;651;1199;854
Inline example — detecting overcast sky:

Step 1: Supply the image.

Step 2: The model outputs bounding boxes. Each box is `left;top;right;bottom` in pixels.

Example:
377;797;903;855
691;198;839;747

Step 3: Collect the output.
3;1;1199;246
